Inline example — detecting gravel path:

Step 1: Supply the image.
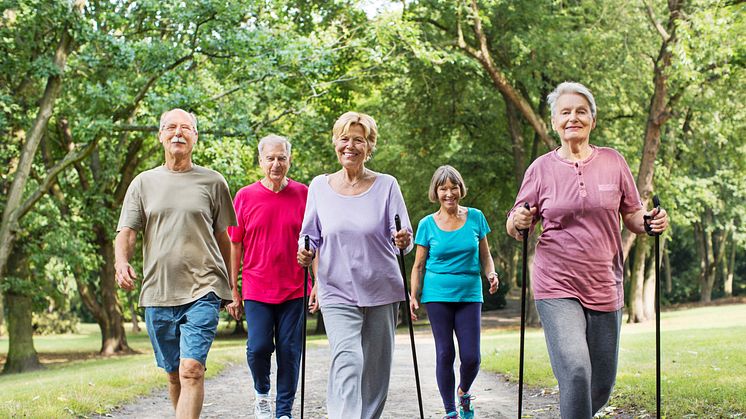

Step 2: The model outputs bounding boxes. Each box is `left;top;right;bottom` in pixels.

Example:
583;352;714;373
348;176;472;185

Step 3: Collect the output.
99;328;560;419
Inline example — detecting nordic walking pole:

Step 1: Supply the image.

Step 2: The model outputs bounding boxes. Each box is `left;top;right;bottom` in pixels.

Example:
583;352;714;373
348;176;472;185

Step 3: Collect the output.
644;196;662;419
394;214;425;419
301;235;310;419
518;202;530;419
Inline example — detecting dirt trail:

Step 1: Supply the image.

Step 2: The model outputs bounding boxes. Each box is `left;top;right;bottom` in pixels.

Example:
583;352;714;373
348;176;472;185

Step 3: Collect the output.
98;327;560;419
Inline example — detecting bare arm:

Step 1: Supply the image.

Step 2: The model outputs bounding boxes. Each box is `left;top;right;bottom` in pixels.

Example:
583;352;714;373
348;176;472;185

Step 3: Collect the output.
226;241;243;321
114;227;138;291
622;207;668;235
506;206;537;241
408;245;428;320
479;237;499;294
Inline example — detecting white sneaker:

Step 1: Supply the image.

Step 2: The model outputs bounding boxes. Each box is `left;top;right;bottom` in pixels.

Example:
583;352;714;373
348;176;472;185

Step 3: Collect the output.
277;416;291;419
254;393;272;419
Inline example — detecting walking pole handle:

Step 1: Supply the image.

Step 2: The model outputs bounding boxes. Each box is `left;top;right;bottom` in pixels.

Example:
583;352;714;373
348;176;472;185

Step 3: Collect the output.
644;195;661;236
305;235;310;251
520;202;530;238
395;214;402;232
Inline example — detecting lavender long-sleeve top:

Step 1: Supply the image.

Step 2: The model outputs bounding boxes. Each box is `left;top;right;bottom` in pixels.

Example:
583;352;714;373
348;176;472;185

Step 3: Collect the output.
299;173;413;307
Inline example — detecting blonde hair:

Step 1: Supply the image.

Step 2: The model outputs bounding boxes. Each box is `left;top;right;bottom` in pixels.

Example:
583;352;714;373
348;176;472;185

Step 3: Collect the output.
428;165;467;203
332;111;378;161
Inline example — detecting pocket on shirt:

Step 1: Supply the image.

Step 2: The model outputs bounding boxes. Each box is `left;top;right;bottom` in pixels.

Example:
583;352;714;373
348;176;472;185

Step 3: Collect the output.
598;184;621;210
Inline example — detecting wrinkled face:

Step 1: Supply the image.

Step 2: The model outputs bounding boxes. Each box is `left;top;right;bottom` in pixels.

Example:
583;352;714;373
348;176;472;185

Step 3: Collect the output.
334;124;369;168
259;141;290;184
551;93;596;143
437;179;461;210
159;110;197;158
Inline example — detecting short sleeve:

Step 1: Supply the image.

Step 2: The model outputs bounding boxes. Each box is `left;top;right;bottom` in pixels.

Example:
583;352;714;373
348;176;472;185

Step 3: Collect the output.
414;216;431;247
212;174;238;233
386;175;414;254
117;176;144;232
617;153;643;215
475;208;491;240
508;160;541;228
228;187;246;243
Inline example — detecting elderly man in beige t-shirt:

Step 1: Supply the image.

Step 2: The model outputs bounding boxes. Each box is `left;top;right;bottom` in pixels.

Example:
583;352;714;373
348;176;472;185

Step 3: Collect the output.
114;108;238;419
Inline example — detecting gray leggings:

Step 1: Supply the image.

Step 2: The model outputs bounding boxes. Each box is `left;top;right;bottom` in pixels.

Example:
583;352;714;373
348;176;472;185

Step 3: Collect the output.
321;303;398;419
535;298;622;419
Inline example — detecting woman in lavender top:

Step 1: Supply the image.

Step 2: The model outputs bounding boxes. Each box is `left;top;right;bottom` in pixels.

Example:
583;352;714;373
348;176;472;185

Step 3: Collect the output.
507;82;669;418
297;111;413;419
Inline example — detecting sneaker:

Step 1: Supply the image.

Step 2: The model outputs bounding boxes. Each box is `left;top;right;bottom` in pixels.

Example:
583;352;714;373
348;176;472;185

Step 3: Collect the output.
443;411;459;418
277;416;291;419
459;393;475;419
254;393;272;419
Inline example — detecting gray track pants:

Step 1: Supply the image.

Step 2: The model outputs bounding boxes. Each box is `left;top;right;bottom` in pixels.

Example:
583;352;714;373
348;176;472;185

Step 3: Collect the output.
321;303;398;419
535;298;622;419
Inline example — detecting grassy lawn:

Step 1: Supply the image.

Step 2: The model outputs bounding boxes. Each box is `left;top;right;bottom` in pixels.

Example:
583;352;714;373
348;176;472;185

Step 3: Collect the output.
481;303;746;417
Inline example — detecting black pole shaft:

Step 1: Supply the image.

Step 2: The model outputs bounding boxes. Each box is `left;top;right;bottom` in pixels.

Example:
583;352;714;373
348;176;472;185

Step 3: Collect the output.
301;235;310;419
655;229;661;419
518;202;530;419
395;215;424;419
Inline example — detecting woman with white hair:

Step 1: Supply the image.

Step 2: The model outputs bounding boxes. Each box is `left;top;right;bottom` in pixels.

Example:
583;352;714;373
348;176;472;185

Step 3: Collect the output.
297;111;413;419
506;82;668;418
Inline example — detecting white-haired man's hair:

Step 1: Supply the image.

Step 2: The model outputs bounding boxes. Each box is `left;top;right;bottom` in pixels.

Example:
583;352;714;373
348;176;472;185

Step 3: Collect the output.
159;108;198;133
547;82;597;120
257;134;292;157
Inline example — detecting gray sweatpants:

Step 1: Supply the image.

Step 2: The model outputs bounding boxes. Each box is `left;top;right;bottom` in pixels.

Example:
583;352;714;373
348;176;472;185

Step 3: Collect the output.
320;303;398;419
535;298;622;419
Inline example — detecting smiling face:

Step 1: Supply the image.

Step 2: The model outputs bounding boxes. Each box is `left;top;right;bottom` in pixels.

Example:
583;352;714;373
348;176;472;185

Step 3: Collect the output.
259;141;290;185
436;178;462;211
551;93;596;144
159;109;197;159
334;123;369;169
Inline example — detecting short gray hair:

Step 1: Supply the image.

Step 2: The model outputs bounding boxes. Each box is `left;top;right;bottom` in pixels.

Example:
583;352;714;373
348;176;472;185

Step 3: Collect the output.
428;165;467;203
257;134;292;157
547;82;597;120
159;108;198;133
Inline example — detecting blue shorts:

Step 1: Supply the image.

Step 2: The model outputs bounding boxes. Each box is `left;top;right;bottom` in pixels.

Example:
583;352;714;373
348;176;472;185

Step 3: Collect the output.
145;292;221;373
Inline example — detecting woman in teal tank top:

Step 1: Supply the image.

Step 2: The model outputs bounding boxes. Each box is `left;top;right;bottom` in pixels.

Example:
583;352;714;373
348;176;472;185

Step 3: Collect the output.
409;165;499;419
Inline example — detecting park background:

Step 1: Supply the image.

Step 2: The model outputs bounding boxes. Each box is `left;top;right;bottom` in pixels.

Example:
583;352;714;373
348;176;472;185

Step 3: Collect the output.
0;0;744;417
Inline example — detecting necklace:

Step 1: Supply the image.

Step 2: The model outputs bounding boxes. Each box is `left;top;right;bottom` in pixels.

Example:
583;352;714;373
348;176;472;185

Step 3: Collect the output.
342;169;367;187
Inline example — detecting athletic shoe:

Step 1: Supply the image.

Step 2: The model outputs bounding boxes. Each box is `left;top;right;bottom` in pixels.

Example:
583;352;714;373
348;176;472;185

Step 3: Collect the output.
443;411;459;418
254;393;272;419
277;416;291;419
459;393;475;419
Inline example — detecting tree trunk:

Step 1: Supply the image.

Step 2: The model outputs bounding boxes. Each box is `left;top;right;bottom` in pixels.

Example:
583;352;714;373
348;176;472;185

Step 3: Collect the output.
2;291;41;374
0;25;75;280
314;312;326;335
621;0;685;261
232;318;246;335
0;293;4;336
663;236;672;293
129;301;141;333
95;227;133;355
526;235;540;327
642;242;658;321
628;237;651;323
725;233;735;297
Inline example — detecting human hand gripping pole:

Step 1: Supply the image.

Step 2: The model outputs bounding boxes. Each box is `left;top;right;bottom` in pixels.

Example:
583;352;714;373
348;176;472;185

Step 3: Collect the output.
394;215;424;419
644;196;663;419
518;202;530;419
301;235;310;419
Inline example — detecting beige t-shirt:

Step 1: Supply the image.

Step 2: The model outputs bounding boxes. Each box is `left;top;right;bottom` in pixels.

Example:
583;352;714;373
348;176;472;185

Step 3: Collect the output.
117;165;237;307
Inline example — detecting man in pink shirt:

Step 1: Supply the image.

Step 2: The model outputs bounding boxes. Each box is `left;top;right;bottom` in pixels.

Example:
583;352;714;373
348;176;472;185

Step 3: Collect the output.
227;134;309;419
507;82;668;418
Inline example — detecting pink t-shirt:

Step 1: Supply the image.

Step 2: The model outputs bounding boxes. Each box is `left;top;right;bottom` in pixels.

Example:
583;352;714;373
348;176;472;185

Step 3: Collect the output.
229;179;309;303
511;146;642;311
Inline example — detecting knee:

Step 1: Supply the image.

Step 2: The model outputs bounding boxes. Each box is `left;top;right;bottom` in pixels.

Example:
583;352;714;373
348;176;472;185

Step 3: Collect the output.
247;338;274;358
564;360;591;388
167;371;181;386
460;352;481;372
179;359;205;382
436;346;456;364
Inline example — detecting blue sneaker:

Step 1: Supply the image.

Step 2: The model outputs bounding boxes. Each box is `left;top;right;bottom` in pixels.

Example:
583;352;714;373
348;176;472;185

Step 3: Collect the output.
443;411;459;419
459;393;475;419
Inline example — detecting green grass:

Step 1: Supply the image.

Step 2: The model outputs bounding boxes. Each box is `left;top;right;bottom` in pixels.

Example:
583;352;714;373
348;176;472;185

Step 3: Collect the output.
482;303;746;417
